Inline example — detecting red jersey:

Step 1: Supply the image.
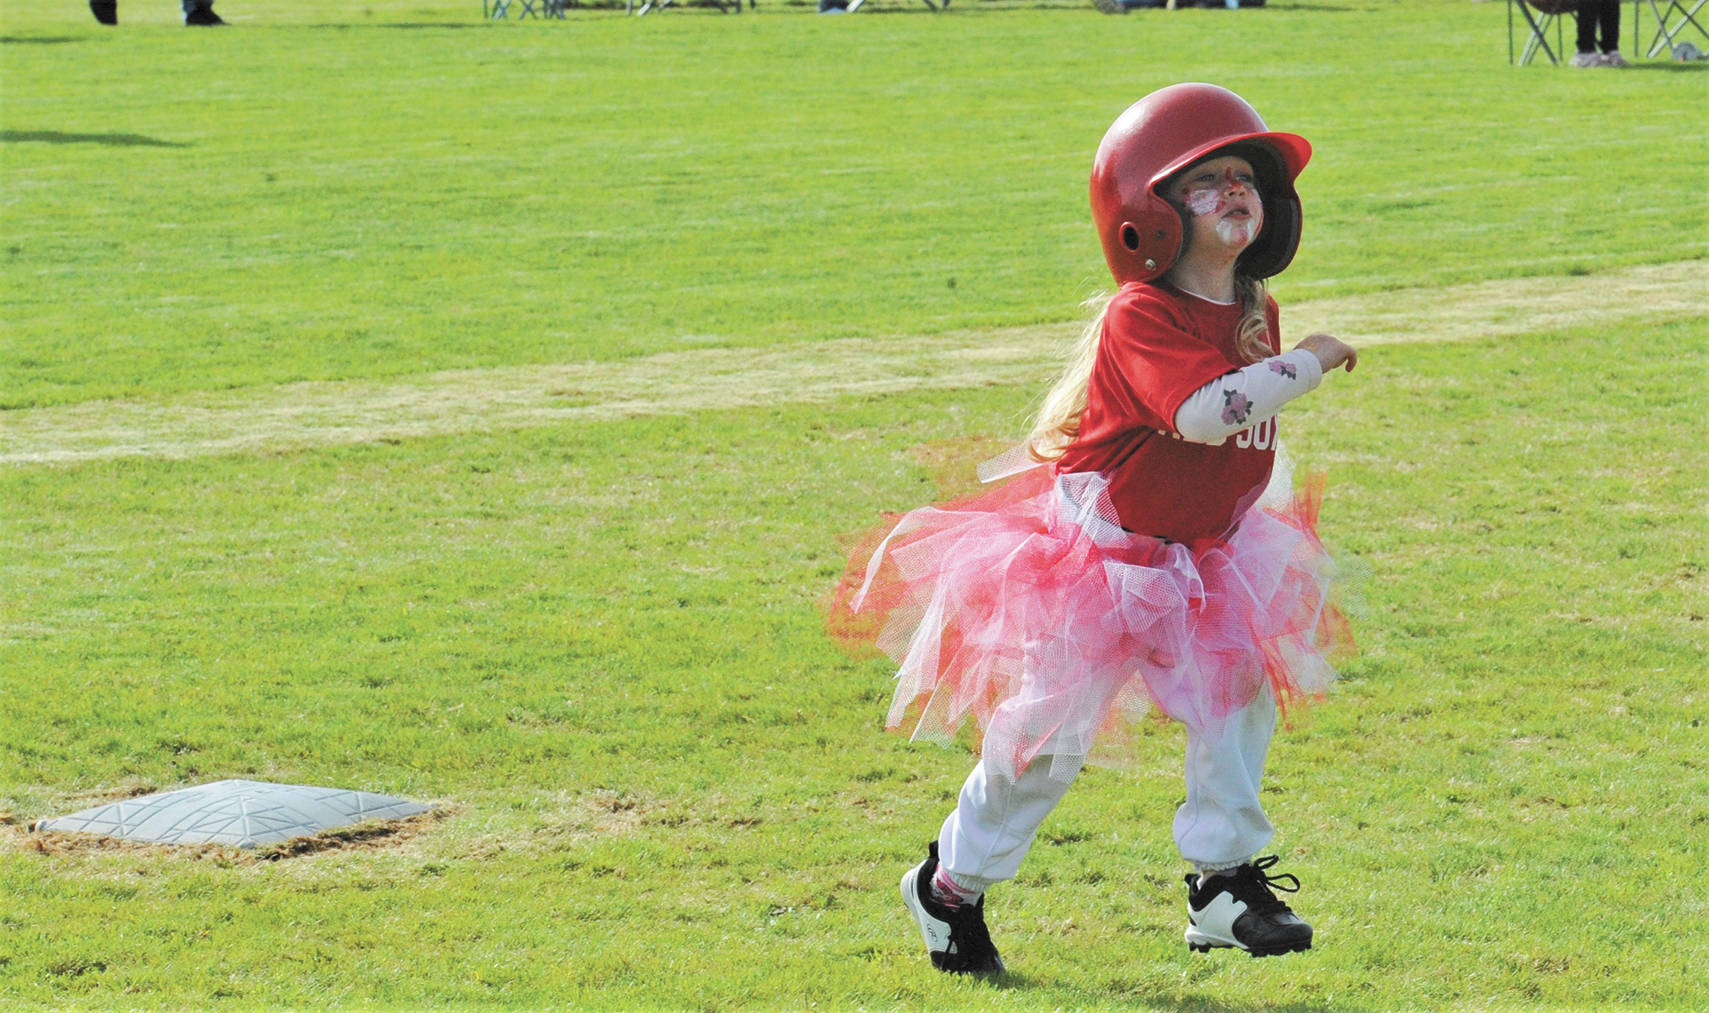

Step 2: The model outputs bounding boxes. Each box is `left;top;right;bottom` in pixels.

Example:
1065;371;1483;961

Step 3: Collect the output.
1055;281;1281;545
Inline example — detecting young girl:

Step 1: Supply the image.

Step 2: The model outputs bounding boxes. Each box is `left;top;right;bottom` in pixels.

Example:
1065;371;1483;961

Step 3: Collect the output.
831;83;1358;975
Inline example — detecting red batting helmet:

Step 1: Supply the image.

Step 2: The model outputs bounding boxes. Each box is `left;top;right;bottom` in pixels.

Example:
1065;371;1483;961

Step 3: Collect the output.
1090;83;1312;284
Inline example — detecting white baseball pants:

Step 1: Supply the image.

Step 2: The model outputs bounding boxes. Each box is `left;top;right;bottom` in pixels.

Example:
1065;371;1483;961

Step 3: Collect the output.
936;684;1277;892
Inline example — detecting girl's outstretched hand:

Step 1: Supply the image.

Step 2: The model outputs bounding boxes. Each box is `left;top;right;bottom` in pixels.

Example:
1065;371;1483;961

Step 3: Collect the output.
1295;333;1358;374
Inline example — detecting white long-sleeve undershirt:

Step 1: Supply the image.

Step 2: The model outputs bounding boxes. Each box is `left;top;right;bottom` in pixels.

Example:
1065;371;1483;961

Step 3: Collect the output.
1172;347;1324;444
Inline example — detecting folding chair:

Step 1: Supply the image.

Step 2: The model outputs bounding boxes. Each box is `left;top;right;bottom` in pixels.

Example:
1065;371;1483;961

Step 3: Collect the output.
630;0;745;14
1509;0;1581;65
844;0;950;10
1641;0;1709;57
485;0;566;18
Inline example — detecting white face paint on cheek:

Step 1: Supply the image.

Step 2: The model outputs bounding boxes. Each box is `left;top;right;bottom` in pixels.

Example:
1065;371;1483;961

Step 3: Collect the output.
1183;189;1223;218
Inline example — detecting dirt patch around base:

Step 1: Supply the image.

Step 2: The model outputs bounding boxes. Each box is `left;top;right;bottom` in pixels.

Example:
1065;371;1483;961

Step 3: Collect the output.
4;802;450;864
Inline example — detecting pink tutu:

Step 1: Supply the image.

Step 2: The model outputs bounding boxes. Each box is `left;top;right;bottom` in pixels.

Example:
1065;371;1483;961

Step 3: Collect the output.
828;464;1353;782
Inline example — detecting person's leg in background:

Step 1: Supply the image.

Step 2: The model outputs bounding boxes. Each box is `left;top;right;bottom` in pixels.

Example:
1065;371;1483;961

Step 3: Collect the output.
183;0;226;25
1575;1;1628;65
1595;0;1628;64
1575;2;1605;65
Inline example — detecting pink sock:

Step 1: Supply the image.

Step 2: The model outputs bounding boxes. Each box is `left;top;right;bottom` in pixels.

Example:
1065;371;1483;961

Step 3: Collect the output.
930;866;982;909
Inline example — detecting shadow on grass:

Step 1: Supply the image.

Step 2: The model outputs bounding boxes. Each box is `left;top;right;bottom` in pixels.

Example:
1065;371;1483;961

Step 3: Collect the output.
1154;993;1374;1013
1623;60;1708;72
304;22;493;30
991;969;1373;1012
0;36;86;45
1;130;188;148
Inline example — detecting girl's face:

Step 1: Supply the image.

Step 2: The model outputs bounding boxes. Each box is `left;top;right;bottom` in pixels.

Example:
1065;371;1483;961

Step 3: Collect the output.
1165;155;1264;257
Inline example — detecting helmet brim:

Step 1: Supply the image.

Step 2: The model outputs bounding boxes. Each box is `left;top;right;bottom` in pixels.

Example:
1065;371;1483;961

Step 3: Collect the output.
1149;130;1312;194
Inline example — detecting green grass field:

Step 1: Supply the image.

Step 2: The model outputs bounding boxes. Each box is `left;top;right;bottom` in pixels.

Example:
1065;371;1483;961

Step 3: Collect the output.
3;0;1706;1007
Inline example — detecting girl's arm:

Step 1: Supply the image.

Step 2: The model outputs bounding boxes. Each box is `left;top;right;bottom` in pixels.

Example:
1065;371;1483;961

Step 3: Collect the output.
1172;334;1356;444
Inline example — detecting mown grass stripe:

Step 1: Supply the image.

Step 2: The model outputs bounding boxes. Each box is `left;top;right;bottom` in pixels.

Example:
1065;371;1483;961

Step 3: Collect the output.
2;262;1696;466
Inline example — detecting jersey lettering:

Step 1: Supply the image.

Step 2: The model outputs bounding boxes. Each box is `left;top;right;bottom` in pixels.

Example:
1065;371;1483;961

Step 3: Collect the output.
1233;416;1276;450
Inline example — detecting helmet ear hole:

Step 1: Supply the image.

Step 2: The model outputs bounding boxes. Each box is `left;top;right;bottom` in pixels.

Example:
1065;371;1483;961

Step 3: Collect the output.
1119;224;1141;252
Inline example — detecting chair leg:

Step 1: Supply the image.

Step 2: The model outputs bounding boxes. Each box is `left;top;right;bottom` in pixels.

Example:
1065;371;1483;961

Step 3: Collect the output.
1647;0;1670;56
1510;0;1561;66
1652;0;1709;57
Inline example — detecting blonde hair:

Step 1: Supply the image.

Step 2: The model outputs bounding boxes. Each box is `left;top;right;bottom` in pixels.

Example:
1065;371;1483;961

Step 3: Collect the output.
1027;295;1109;462
1232;273;1272;365
1027;273;1272;463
